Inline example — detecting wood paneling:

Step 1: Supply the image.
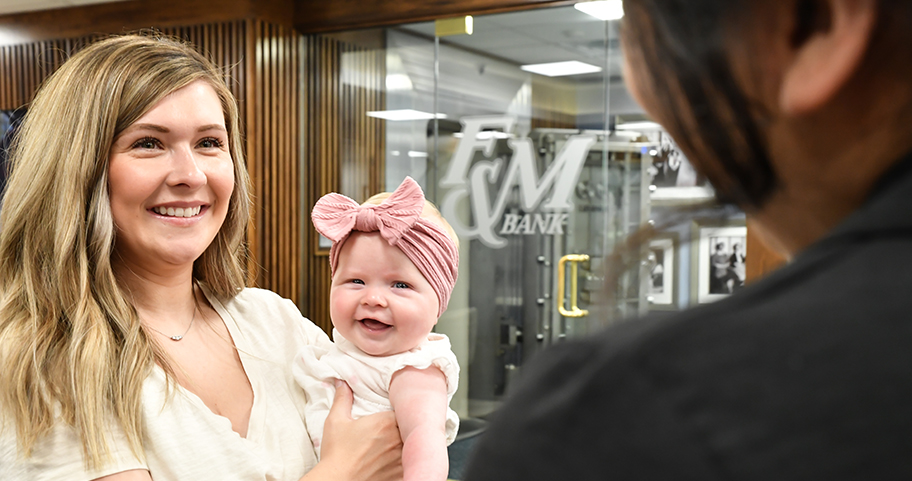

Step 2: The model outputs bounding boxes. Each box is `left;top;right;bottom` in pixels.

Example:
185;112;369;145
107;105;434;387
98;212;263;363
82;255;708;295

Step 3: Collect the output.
301;34;386;332
246;20;302;305
294;0;577;33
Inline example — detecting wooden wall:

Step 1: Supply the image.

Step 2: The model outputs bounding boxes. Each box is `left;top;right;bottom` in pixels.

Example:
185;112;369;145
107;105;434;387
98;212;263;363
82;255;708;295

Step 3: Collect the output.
301;34;386;332
247;21;303;303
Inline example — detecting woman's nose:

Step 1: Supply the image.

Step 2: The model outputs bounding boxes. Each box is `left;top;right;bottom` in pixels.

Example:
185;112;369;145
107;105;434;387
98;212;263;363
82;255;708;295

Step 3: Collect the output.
167;145;206;188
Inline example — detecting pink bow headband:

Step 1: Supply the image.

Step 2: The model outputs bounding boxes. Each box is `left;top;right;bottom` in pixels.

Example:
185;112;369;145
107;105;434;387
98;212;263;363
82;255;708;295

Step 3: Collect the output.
311;177;459;317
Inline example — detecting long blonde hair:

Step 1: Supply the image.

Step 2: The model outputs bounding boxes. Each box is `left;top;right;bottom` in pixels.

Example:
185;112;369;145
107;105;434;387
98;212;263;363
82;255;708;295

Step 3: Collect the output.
0;34;251;469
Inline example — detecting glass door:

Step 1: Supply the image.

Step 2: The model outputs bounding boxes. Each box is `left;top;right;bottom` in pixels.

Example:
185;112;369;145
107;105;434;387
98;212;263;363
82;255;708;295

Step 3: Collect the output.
400;6;655;417
354;2;714;422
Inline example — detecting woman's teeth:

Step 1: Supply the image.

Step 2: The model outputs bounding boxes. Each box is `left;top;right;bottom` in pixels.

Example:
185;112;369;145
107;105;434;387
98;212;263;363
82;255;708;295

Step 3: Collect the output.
153;206;202;218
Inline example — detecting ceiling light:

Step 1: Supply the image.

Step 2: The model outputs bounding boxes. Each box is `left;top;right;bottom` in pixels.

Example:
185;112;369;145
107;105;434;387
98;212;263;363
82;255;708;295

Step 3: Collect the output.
612;130;642;138
366;109;447;121
520;60;602;77
408;151;429;158
616;121;663;131
574;1;625;21
385;74;414;91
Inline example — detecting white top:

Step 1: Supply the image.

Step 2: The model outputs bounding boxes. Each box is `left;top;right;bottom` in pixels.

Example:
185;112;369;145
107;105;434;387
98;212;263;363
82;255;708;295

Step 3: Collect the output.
294;328;460;457
0;287;332;481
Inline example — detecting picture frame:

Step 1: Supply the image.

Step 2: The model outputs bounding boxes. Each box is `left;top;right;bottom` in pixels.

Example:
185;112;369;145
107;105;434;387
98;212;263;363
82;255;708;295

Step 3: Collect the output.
646;234;677;309
648;131;716;207
691;221;747;304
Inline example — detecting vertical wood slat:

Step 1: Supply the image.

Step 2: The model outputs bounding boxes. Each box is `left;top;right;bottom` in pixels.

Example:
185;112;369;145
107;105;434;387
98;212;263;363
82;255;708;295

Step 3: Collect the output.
300;34;386;333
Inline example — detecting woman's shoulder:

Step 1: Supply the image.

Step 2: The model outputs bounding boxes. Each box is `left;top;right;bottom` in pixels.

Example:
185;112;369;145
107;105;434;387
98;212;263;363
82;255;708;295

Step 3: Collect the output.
205;285;329;348
217;287;302;317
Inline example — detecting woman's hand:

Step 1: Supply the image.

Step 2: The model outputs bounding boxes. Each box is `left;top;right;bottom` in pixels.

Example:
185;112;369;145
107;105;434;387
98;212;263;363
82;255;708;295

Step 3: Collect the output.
309;380;404;481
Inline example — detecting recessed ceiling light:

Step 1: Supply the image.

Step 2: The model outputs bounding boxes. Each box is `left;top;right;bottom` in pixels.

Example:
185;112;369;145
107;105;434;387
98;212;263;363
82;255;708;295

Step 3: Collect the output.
520;60;602;77
367;109;446;121
366;109;447;121
574;1;625;21
616;121;663;131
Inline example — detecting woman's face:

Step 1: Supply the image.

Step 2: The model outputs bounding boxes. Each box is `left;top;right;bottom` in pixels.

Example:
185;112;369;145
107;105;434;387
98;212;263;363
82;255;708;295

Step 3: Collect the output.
108;80;234;275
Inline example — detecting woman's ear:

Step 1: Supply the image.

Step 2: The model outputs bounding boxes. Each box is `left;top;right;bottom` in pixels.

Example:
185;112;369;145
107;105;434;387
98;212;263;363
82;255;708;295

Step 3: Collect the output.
779;0;877;115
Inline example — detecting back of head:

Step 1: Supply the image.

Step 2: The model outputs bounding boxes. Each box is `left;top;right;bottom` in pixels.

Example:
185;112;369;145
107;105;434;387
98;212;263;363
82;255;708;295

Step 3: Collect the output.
620;0;912;209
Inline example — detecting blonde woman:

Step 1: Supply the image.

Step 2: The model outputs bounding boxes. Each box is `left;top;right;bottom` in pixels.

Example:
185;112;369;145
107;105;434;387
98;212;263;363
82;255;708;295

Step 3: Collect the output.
0;34;402;481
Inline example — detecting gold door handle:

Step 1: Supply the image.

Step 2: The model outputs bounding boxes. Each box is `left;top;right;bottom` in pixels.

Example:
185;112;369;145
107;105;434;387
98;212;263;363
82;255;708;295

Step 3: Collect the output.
557;254;589;318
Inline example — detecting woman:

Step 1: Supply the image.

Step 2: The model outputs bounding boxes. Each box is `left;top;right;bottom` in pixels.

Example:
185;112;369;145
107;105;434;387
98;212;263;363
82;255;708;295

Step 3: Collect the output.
466;0;912;479
0;34;402;480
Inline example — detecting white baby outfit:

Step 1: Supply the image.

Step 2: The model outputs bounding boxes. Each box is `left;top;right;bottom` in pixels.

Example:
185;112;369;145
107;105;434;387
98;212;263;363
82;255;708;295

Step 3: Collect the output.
294;328;460;456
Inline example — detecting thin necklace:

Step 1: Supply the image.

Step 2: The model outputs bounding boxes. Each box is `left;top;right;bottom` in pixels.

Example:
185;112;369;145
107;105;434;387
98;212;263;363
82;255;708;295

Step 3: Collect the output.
145;294;198;342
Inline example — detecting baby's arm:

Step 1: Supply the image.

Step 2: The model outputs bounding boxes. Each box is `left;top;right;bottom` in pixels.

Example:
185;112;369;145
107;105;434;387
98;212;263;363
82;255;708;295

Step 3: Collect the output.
388;365;449;481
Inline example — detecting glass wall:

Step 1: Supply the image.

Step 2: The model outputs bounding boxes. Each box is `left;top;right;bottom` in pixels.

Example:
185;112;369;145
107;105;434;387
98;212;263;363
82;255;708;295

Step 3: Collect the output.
331;2;742;437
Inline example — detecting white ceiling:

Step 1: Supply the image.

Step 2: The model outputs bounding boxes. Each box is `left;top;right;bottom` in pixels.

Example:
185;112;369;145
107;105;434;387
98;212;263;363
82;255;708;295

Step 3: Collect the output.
0;0;124;15
398;6;624;81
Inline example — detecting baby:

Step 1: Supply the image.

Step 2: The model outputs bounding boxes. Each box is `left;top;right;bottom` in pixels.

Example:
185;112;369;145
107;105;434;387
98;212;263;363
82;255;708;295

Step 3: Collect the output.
294;176;460;481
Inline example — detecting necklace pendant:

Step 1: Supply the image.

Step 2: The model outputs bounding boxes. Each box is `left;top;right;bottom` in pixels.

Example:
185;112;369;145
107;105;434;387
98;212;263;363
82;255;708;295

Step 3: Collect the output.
170;335;183;341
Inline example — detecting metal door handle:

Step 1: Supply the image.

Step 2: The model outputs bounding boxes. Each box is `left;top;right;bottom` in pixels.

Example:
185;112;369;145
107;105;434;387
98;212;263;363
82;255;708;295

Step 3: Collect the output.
557;254;589;317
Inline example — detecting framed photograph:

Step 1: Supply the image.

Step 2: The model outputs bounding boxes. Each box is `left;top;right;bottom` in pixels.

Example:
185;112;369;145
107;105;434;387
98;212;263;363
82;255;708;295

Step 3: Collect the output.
649;132;716;207
646;235;677;309
692;222;747;304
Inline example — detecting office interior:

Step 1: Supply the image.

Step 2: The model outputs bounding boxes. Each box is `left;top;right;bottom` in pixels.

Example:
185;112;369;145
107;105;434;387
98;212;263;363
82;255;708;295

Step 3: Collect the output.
0;0;787;477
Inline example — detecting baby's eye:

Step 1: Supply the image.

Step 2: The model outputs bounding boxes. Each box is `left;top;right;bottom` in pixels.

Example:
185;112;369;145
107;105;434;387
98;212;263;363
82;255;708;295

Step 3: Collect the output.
352;279;365;285
131;137;162;150
393;281;410;289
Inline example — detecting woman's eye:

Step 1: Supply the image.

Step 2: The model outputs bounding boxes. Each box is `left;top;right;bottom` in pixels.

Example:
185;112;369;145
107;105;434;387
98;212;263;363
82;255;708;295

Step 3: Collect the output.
131;137;161;150
393;281;410;289
198;137;224;149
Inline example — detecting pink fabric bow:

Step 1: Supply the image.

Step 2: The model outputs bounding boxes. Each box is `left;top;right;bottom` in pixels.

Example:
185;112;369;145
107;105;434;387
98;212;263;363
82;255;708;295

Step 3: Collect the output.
311;177;459;317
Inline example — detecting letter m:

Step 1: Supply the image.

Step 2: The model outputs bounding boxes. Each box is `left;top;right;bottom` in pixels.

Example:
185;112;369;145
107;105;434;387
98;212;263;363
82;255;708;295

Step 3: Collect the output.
496;134;596;212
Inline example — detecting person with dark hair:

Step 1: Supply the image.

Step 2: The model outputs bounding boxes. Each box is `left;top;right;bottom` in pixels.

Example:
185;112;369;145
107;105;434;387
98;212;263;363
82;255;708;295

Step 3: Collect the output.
465;0;912;479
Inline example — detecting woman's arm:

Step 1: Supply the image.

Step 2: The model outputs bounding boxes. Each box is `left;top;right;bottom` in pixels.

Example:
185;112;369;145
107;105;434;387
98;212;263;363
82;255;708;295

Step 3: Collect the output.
388;366;449;481
303;381;404;481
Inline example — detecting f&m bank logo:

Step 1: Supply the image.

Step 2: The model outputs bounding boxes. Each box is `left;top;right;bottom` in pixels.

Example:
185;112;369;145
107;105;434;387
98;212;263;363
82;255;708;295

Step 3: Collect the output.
440;116;596;249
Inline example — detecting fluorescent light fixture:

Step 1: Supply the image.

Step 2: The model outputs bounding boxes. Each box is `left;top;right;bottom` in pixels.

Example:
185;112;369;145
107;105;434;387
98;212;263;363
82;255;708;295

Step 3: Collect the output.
612;130;642;138
366;109;447;121
385;73;413;91
616;121;663;131
574;0;625;21
521;60;602;77
408;151;429;158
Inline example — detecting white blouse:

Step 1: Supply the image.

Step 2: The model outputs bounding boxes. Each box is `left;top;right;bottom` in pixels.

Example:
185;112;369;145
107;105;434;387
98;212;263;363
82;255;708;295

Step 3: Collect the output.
1;287;332;481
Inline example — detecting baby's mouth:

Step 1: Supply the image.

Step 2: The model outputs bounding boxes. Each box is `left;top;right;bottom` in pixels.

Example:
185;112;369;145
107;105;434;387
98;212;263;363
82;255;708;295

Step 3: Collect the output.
359;318;391;331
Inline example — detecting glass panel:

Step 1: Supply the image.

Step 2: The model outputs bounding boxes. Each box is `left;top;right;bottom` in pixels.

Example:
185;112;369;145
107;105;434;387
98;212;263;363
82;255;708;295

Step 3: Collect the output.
408;6;636;418
338;1;743;432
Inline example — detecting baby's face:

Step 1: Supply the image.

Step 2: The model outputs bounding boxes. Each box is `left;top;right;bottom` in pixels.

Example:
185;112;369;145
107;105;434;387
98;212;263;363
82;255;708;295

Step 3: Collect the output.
330;232;440;356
